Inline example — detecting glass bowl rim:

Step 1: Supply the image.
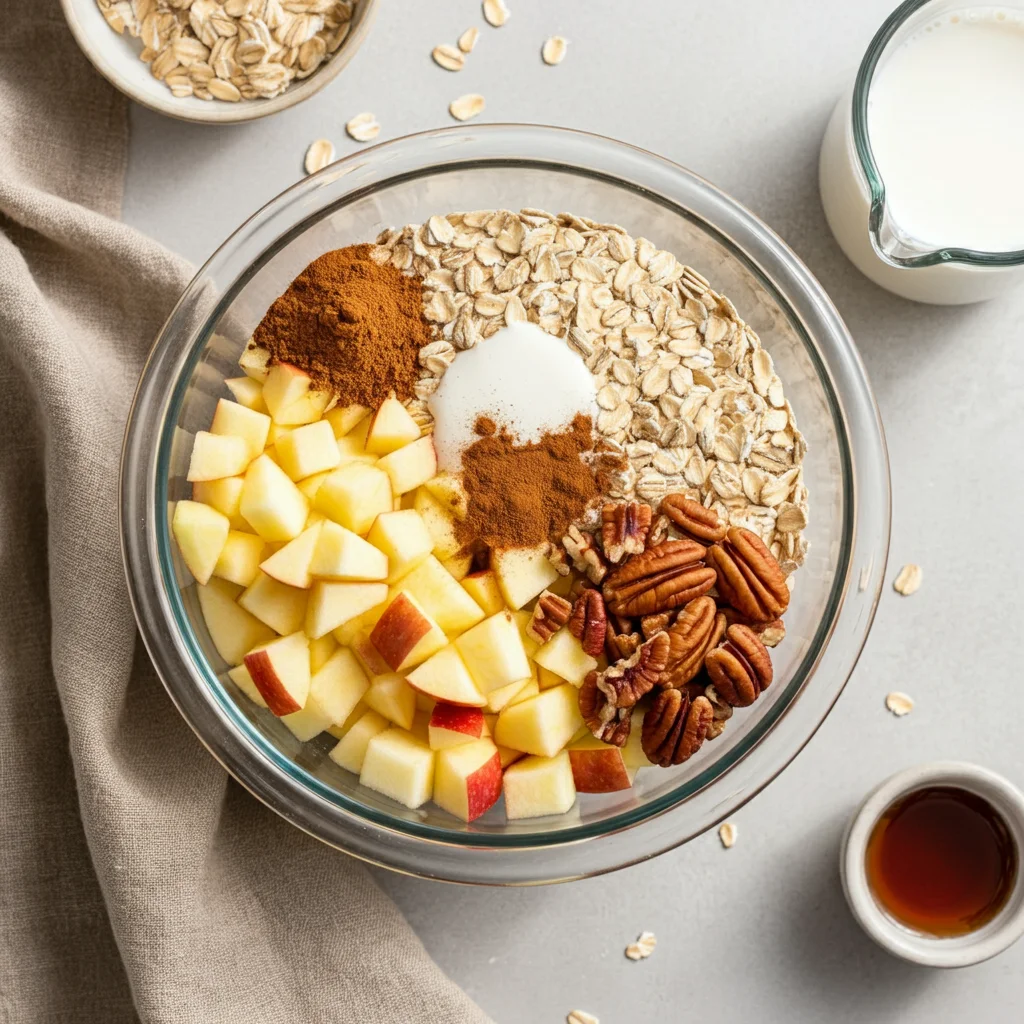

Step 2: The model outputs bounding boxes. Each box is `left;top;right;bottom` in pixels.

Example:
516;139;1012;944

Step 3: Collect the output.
121;123;891;881
852;0;1024;269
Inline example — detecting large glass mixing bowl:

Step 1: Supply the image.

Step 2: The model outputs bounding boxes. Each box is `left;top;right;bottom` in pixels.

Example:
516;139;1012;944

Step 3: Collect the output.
121;125;890;884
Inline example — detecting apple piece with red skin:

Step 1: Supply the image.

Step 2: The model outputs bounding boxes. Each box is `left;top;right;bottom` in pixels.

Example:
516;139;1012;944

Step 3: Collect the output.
568;735;633;793
369;591;447;672
433;740;503;822
243;632;311;716
197;578;274;666
350;629;392;677
406;645;485;707
428;704;488;750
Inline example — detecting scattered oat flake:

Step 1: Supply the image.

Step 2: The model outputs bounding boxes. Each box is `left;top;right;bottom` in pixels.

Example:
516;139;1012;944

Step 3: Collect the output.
304;139;335;175
886;691;914;717
483;0;509;27
567;1012;598;1024
719;822;737;848
346;112;380;143
450;93;486;121
432;43;465;71
893;563;922;596
458;26;479;52
625;931;657;961
542;35;568;65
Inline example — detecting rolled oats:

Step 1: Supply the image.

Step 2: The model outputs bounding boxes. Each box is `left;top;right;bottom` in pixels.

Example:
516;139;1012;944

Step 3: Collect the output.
458;26;479;52
346;111;380;142
449;93;486;121
304;138;334;175
542;36;568;65
886;692;914;717
432;43;465;71
893;564;922;596
719;821;738;848
483;0;509;28
370;209;808;568
624;931;657;961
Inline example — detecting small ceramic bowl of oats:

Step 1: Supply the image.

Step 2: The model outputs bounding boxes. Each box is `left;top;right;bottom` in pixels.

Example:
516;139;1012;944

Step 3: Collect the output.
61;0;378;124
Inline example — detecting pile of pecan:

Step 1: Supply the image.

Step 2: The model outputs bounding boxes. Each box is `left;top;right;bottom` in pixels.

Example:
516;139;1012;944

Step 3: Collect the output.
564;494;792;768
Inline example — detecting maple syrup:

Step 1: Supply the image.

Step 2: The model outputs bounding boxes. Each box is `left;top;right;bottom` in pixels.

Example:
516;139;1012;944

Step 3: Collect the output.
866;786;1018;937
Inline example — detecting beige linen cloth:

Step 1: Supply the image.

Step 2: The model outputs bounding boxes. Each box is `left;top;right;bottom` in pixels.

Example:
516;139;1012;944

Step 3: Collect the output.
0;4;492;1021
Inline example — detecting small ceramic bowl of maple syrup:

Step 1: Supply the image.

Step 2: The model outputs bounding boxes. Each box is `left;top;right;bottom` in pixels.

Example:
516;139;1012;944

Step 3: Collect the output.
842;762;1024;967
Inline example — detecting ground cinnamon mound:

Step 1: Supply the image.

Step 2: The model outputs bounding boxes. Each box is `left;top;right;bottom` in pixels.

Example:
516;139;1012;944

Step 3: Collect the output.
457;414;600;551
251;244;432;408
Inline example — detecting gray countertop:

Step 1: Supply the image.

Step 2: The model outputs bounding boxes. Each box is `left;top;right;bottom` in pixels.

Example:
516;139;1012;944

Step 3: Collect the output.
123;1;1024;1020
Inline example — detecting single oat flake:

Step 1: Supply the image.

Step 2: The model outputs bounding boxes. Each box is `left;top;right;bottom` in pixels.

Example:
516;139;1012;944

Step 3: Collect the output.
483;0;510;27
893;563;922;596
719;822;737;848
450;93;486;121
346;112;380;142
625;931;657;961
304;138;335;175
458;26;480;52
542;35;568;65
432;43;465;71
567;1012;599;1024
886;691;914;717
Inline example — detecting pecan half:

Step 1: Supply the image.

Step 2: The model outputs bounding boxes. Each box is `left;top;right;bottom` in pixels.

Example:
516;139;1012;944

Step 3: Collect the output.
605;626;640;661
661;494;728;543
705;624;773;707
640;611;673;639
641;690;714;767
661;596;727;689
568;589;607;657
562;524;608;584
581;632;671;742
602;539;716;617
706;527;790;623
527;590;572;644
601;501;652;563
578;672;631;747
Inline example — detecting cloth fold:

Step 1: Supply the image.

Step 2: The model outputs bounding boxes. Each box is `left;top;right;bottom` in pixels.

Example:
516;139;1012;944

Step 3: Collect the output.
0;3;490;1021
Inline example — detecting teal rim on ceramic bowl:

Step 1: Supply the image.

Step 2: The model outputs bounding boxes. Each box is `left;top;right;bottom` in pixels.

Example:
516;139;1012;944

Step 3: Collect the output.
121;124;890;883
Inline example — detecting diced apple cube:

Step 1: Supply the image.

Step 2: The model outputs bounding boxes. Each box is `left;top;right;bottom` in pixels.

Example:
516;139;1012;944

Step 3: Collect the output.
239;454;309;542
423;472;469;520
325;403;370;438
364;673;417;730
412;489;462;560
297;470;332;502
238;572;308;635
434;740;503;822
484;677;532;713
329;709;389;773
224;376;268;413
460;570;505;615
336;434;379;466
310;520;388;581
502;751;576;820
621;708;648;770
350;629;392;677
305;581;389;639
360;729;435;809
172;500;230;585
227;662;268;708
331;600;388;646
376;436;437;495
315;462;392;535
213;530;266;587
491;544;559;611
187;431;252;483
283;646;369;740
507;678;540;707
309;633;338;673
454;610;531;695
243;631;310;716
393;555;484;637
275;420;341;481
328;699;370;740
238;344;271;381
441;553;473;580
513;609;541;663
198;578;274;666
259;522;322;589
536;665;564;690
568;735;633;792
367;510;433;584
346;414;372;450
494;684;583;758
407;645;485;707
262;362;310;420
210;398;271;458
533;628;598;687
428;704;488;750
369;592;447;672
192;475;246;528
365;395;421;454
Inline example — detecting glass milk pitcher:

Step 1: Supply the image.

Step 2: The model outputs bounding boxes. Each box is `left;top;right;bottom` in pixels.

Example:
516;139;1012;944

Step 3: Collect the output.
819;0;1024;304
